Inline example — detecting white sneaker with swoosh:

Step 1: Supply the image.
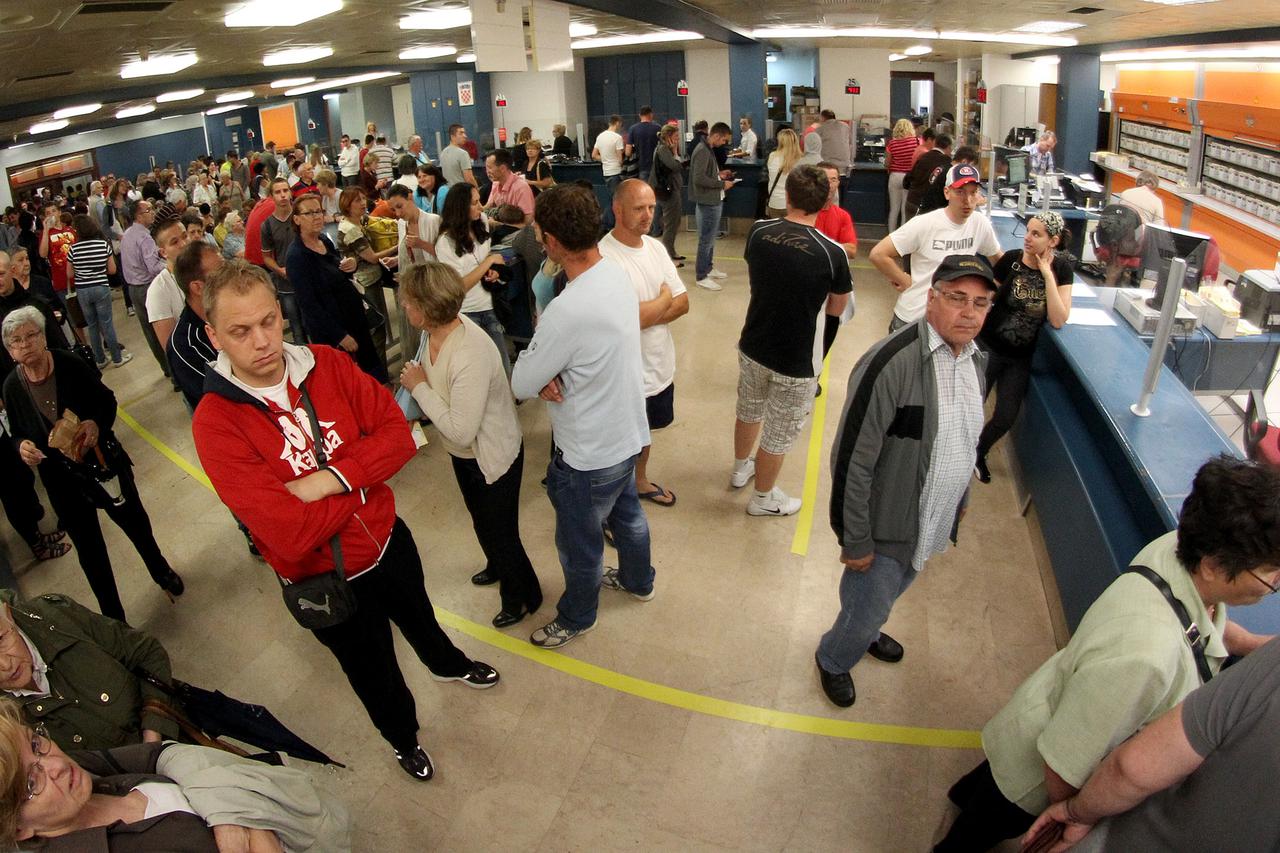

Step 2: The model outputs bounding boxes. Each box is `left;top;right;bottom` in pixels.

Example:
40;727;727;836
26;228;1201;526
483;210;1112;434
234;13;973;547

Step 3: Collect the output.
747;487;802;517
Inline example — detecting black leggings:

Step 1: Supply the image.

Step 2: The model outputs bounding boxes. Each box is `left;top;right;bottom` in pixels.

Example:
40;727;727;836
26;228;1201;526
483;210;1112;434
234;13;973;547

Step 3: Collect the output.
977;349;1033;460
935;760;1037;852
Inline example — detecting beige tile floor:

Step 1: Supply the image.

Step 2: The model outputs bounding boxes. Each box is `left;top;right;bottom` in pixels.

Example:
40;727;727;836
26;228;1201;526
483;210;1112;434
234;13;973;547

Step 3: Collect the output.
2;234;1061;851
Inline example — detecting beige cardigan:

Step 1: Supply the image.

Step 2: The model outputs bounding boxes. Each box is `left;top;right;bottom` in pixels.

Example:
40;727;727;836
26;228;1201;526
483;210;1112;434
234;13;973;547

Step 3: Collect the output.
411;314;522;483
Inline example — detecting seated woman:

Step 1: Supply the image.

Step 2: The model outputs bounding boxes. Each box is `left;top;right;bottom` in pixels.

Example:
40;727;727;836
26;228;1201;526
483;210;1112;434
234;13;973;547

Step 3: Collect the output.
0;697;350;851
398;263;541;626
2;307;183;623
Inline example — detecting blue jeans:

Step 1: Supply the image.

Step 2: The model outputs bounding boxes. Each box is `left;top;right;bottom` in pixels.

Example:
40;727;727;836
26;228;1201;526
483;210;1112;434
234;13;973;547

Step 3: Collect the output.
817;552;917;673
546;452;653;630
602;174;622;231
77;285;122;364
695;202;722;280
463;309;511;377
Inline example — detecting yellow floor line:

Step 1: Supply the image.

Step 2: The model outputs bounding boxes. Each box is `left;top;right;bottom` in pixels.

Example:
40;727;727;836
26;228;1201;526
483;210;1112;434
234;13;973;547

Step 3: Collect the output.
117;406;981;750
790;359;831;557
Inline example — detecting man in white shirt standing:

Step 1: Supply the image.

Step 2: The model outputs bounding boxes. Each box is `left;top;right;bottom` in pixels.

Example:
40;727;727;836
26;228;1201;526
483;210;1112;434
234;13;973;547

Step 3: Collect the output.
336;134;360;187
869;164;1002;332
593;115;625;229
511;184;653;649
1118;170;1167;226
738;117;758;161
599;179;689;508
144;215;191;355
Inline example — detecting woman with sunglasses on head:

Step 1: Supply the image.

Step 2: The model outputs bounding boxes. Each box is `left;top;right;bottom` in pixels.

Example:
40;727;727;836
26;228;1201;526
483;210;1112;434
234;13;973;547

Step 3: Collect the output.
973;210;1074;484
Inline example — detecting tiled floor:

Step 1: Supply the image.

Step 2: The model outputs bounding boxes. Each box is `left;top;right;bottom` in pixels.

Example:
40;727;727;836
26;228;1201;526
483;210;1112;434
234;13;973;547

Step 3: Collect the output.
2;234;1061;851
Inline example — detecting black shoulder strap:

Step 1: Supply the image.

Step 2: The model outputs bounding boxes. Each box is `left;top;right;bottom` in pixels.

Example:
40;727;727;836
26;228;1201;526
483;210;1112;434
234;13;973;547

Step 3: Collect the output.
1126;565;1213;684
297;382;346;584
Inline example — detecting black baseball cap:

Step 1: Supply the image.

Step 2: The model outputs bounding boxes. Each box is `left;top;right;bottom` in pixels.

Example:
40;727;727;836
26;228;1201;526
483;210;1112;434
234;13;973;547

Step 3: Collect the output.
932;254;997;290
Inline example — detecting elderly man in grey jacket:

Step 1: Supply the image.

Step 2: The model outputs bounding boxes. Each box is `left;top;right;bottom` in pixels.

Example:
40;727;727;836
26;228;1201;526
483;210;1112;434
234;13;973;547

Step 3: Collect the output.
815;254;996;707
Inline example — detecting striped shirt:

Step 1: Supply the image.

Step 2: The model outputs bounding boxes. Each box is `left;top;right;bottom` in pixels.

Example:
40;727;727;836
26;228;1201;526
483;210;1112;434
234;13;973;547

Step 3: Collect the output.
886;136;920;173
66;239;111;288
912;324;983;569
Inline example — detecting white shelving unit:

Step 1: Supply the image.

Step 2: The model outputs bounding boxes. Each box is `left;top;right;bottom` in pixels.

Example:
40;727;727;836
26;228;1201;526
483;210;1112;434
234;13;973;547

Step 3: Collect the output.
1202;137;1280;226
1117;119;1191;184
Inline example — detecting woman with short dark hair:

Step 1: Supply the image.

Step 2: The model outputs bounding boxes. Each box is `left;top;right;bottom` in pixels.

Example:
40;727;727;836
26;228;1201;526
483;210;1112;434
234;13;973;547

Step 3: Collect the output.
413;163;449;214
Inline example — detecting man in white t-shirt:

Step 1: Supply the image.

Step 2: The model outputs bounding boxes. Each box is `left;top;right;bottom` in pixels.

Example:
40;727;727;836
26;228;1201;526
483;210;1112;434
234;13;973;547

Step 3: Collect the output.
1118;170;1167;226
869;163;1002;331
599;179;689;508
144;215;190;353
593;115;625;229
336;134;360;187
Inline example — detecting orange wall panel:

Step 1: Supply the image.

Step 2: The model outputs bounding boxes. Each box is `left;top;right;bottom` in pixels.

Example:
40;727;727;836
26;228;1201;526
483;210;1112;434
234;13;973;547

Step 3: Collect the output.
1115;69;1196;99
1203;69;1280;108
1196;101;1280;148
258;104;298;149
1111;93;1193;130
1189;205;1280;274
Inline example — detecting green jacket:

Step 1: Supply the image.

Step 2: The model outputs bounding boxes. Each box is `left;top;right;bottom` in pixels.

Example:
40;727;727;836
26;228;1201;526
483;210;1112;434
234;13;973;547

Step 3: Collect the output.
0;590;179;750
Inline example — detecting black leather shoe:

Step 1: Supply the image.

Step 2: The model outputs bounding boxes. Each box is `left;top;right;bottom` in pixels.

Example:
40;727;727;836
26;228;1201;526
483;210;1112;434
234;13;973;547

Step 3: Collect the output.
867;633;904;663
816;652;855;707
156;569;184;597
492;607;527;628
471;568;498;586
974;455;992;484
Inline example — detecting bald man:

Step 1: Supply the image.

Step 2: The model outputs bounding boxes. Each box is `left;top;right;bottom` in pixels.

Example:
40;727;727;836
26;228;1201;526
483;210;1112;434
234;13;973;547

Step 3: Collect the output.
598;179;690;507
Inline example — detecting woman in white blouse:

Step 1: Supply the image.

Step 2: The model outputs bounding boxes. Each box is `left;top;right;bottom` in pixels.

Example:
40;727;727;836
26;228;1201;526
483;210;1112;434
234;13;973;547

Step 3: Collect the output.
434;185;510;375
398;262;542;627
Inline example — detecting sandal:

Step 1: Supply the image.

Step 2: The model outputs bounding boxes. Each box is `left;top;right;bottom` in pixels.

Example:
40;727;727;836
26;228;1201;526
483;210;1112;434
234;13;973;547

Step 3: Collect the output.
637;484;677;507
32;530;70;561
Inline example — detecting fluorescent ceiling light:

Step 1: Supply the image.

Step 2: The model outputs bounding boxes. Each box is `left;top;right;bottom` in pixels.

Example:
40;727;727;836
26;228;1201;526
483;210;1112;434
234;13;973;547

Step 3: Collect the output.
77;129;101;135
399;45;458;60
9;143;34;149
1101;45;1280;62
283;71;400;96
120;52;197;79
216;90;255;103
765;53;778;63
156;88;204;103
271;77;314;88
322;93;340;100
29;119;69;134
162;113;193;119
752;27;935;39
939;30;1078;46
904;45;932;56
399;9;471;30
52;103;101;119
225;0;342;27
205;103;247;116
568;22;596;38
116;104;157;119
263;46;333;66
1013;20;1085;33
889;53;906;61
456;52;476;63
572;31;703;49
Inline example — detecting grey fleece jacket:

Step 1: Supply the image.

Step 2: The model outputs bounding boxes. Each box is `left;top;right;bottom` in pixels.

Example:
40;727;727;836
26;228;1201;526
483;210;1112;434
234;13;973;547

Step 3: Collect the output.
688;141;723;206
828;318;985;566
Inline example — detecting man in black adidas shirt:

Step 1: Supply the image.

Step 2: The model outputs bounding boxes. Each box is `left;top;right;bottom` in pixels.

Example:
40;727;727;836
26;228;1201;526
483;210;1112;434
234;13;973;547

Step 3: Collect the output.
731;165;851;518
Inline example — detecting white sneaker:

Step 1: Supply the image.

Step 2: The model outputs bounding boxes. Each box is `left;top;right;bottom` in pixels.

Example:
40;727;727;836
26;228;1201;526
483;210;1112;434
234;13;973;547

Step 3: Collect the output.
696;278;723;291
747;487;802;517
730;458;756;489
113;350;134;367
708;268;728;279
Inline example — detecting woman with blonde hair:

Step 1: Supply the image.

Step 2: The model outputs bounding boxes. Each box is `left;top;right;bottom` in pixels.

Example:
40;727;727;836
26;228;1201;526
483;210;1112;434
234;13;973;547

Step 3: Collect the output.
886;117;920;230
765;128;803;217
398;262;542;627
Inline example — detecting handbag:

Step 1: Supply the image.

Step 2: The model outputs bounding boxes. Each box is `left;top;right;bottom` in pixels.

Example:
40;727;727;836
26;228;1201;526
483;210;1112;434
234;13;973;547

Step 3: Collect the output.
362;216;400;252
278;384;357;630
64;290;88;329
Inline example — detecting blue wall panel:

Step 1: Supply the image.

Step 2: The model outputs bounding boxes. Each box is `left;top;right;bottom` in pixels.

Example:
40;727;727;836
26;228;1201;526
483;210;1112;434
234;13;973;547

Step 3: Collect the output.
94;127;207;180
204;106;263;160
585;51;685;138
729;44;768;133
407;70;495;156
1056;54;1102;174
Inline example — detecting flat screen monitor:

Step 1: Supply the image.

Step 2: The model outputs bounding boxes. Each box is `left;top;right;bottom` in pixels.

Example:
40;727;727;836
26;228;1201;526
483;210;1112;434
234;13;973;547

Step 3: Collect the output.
1005;154;1029;187
1145;223;1212;308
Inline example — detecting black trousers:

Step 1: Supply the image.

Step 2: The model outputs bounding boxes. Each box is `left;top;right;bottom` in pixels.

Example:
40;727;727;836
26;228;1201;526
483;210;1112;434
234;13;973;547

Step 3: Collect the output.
977;349;1033;460
450;446;542;613
934;760;1037;852
659;190;683;260
0;437;45;547
312;518;471;753
46;467;173;622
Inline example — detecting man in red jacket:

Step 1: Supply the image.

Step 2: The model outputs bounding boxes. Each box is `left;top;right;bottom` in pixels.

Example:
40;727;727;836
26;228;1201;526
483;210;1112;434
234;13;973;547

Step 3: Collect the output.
191;260;498;782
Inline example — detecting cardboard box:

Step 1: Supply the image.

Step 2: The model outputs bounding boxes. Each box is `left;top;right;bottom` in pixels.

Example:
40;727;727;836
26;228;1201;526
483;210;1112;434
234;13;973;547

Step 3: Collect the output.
1202;300;1238;339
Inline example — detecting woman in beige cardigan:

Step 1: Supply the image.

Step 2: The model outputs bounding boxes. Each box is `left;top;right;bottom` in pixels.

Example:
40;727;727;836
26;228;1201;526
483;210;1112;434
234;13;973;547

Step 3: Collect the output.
397;262;542;627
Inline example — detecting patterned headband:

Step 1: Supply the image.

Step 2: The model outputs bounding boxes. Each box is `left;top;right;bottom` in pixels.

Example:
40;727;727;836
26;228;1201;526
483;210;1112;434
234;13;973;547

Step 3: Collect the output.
1038;210;1065;237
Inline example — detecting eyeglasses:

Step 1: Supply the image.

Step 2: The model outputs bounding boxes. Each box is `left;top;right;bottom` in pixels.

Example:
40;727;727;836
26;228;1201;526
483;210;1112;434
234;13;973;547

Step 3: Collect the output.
932;288;993;311
295;209;324;218
7;331;44;348
25;724;51;801
1247;568;1280;595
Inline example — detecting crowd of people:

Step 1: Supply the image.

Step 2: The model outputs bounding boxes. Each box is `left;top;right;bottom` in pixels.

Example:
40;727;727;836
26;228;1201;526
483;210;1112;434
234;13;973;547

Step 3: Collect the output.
0;109;1272;852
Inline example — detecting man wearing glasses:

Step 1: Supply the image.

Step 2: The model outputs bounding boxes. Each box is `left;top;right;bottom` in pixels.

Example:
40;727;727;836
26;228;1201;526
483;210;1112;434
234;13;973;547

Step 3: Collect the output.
937;454;1279;851
816;254;995;708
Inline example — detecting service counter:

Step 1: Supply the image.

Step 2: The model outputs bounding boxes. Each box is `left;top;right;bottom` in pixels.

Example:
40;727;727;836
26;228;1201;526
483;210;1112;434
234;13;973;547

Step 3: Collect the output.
990;212;1280;635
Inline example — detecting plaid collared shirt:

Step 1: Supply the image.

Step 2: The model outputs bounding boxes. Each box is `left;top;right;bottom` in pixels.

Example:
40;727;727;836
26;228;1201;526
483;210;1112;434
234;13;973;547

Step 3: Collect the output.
913;324;984;569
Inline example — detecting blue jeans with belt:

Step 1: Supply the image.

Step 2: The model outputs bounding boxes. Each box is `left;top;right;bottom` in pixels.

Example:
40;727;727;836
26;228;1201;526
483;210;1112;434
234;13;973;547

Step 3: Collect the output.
545;452;653;630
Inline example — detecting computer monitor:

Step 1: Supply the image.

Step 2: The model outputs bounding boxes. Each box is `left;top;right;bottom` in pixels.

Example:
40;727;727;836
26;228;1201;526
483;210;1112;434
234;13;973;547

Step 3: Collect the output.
1145;223;1212;308
1005;154;1029;187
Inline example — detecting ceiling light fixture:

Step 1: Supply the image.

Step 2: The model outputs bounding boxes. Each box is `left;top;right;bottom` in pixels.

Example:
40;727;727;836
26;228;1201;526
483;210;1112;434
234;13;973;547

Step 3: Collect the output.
216;90;255;103
120;52;198;79
568;22;597;38
52;103;101;120
571;31;703;50
399;9;471;30
116;104;157;119
283;71;400;97
1013;20;1085;33
29;119;69;134
750;26;1076;46
904;45;932;56
398;46;458;61
205;103;248;116
1101;45;1280;62
225;0;342;27
456;52;476;63
765;53;778;63
889;53;906;61
939;30;1078;46
8;142;34;149
263;46;334;66
271;77;315;88
156;88;205;103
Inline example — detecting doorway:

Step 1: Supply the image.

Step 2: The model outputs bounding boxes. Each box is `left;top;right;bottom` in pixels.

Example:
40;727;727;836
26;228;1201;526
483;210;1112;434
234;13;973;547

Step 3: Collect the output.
890;71;935;127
